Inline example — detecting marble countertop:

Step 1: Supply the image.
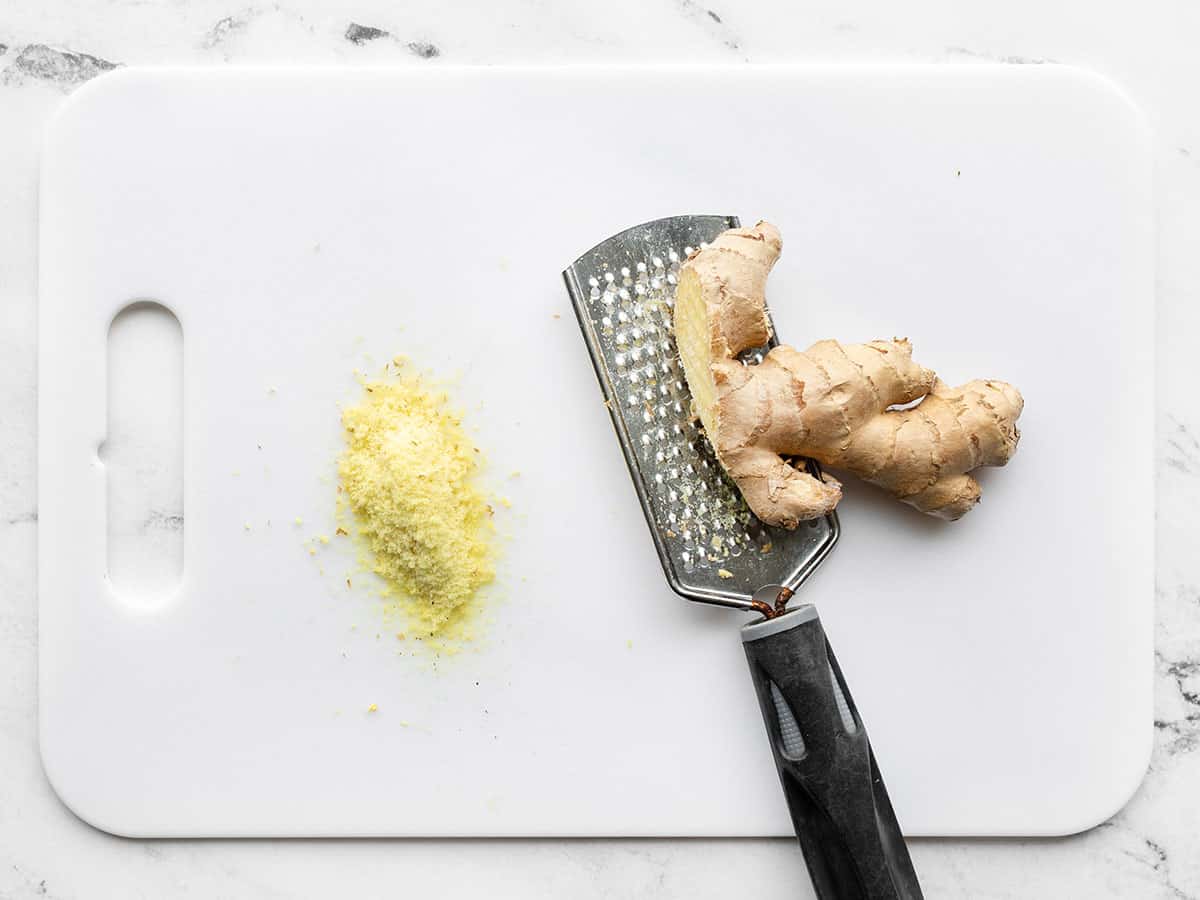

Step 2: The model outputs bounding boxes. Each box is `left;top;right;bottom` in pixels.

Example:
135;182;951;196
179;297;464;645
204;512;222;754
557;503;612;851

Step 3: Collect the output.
1;1;1198;897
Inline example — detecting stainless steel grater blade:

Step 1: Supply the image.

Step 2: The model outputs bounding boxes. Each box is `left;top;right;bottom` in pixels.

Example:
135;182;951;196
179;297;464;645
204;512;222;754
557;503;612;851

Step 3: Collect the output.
564;215;839;613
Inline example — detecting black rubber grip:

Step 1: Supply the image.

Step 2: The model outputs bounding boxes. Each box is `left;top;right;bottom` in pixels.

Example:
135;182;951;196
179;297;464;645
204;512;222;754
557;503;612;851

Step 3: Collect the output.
743;607;923;900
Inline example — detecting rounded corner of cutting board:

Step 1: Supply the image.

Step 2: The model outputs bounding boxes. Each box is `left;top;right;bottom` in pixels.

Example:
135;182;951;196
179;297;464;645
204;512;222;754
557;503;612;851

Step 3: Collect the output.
1038;65;1153;150
1042;727;1154;838
39;732;150;839
41;65;141;139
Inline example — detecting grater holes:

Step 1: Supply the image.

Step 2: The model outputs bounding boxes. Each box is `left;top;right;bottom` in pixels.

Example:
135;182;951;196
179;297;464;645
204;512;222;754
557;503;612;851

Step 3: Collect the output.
584;238;764;567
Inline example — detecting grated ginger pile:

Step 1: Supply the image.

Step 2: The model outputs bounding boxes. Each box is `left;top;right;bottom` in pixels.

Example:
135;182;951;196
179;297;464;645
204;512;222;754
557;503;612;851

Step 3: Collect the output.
338;371;496;635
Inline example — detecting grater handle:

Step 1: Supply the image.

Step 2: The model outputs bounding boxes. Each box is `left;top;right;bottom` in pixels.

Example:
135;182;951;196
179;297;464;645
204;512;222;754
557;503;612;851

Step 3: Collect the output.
742;606;923;900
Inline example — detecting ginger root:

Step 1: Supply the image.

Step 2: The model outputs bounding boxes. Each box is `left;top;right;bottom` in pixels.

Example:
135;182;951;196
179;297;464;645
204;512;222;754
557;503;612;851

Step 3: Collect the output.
675;221;1023;526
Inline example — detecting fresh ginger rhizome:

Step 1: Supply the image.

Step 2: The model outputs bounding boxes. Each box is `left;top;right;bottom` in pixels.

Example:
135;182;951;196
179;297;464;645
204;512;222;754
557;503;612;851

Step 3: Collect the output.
674;221;1023;526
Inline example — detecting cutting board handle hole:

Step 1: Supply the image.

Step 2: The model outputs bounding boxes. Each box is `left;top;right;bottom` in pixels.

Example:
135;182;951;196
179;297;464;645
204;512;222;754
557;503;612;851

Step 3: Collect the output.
105;301;184;608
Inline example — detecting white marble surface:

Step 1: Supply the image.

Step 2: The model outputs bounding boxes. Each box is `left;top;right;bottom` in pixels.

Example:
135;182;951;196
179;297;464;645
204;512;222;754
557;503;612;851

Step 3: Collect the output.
1;1;1197;897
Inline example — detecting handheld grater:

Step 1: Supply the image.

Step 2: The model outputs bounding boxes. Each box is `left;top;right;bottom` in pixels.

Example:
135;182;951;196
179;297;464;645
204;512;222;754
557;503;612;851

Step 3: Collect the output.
564;215;923;900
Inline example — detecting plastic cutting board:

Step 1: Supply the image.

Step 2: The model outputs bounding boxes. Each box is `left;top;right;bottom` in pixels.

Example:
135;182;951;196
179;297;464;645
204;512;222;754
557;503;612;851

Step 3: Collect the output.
38;65;1153;837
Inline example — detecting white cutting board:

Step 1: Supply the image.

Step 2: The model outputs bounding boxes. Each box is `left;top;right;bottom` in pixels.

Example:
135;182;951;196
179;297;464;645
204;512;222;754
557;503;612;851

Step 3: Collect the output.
38;65;1153;837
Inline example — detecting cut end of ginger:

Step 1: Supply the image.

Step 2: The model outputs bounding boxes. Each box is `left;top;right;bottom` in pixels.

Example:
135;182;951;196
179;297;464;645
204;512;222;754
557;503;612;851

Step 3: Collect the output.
675;225;779;450
338;368;496;635
673;264;721;444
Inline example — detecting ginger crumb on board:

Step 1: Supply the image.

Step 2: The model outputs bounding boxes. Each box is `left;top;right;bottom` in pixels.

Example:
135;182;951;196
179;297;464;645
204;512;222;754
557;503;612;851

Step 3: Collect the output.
294;517;303;526
367;703;378;713
338;365;497;637
717;568;734;579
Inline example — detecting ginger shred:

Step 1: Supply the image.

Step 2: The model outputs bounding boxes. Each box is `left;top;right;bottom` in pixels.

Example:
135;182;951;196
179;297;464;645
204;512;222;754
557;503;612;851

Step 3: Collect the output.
338;371;496;635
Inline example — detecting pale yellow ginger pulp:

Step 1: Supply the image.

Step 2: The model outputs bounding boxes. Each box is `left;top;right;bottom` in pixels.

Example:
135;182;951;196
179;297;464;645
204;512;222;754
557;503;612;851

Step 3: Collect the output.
339;374;496;634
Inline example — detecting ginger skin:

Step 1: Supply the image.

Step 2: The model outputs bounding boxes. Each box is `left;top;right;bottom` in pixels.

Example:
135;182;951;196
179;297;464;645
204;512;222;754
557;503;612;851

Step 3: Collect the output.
674;221;1023;526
